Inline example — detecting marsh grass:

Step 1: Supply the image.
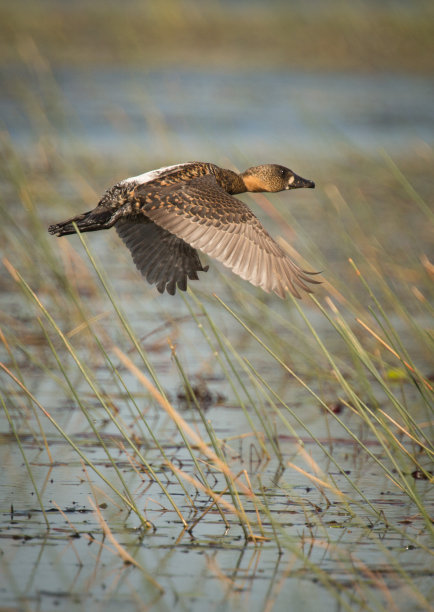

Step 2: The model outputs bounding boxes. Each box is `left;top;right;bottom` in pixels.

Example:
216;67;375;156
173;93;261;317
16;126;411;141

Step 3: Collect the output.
1;0;433;72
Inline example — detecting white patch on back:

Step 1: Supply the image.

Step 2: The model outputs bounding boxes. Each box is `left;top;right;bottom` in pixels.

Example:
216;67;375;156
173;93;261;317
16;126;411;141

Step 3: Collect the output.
120;163;192;186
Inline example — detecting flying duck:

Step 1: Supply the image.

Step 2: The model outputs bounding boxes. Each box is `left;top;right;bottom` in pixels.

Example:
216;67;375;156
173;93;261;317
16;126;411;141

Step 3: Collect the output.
48;161;319;298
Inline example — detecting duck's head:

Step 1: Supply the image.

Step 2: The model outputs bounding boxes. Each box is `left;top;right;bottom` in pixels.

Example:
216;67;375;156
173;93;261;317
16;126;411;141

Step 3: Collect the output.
241;164;315;193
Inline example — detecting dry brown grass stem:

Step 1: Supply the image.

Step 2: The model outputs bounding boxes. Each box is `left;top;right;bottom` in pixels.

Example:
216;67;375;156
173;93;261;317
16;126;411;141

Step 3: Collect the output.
88;497;164;592
112;345;254;498
355;317;433;391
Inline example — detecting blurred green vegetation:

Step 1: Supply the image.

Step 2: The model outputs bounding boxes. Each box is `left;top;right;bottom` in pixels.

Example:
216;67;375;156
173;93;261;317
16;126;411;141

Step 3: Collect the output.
2;0;434;72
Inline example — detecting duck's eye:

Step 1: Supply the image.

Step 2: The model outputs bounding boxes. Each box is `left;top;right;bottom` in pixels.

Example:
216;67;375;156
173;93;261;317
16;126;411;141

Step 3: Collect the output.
280;168;285;176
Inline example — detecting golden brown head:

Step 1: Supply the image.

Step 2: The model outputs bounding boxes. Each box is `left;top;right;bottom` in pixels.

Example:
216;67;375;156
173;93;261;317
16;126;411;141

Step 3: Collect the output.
241;164;315;193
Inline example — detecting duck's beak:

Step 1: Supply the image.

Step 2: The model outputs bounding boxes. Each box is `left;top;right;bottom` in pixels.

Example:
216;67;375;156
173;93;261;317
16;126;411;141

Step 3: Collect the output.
287;173;315;190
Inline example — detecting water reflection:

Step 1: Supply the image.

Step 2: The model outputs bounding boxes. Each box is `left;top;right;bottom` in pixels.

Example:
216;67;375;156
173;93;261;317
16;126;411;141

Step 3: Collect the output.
1;68;433;160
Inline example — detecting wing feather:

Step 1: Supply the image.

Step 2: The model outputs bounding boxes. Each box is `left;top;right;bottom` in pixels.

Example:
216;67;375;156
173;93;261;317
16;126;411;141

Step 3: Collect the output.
115;219;207;294
125;174;319;297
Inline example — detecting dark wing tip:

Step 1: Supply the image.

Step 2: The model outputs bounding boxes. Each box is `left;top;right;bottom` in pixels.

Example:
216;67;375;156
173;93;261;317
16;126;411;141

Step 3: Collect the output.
116;219;208;296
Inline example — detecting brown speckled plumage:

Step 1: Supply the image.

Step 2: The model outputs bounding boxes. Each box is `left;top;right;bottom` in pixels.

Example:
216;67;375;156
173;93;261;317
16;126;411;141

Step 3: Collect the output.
48;161;319;297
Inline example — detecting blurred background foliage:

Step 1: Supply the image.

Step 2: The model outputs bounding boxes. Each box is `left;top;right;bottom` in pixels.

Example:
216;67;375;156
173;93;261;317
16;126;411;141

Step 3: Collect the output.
1;0;433;72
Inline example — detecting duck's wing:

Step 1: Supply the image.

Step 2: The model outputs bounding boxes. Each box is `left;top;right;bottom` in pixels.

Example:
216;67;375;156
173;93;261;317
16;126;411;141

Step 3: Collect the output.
132;175;319;298
116;218;208;295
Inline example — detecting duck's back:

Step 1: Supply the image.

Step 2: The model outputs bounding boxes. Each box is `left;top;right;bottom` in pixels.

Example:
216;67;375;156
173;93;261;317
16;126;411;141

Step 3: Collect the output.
119;162;217;189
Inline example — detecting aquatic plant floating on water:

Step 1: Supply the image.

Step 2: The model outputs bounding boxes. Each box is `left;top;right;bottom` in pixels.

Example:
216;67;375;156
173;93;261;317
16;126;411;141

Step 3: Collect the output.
49;162;320;298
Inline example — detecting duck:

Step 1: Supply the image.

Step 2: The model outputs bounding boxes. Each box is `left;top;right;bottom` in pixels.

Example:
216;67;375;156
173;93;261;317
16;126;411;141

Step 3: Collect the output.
48;161;319;298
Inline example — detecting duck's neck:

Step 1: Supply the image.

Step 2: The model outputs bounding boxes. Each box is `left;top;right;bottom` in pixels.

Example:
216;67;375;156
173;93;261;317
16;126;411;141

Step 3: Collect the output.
216;168;247;194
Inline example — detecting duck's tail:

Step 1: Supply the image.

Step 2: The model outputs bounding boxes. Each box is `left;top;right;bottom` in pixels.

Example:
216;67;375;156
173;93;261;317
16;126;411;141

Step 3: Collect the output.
48;207;115;237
